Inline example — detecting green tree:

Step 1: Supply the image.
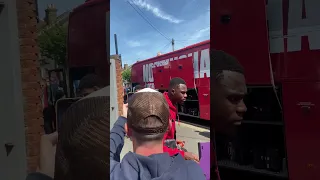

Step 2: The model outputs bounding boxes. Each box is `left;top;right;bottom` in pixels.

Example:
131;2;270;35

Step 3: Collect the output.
122;68;131;82
38;24;67;66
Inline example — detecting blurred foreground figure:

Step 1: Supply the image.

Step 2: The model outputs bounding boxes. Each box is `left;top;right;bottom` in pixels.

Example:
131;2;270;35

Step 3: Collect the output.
110;89;205;180
26;93;109;180
54;96;109;180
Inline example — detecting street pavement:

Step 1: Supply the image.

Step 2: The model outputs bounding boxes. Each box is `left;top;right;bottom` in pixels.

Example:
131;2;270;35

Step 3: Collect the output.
120;122;210;159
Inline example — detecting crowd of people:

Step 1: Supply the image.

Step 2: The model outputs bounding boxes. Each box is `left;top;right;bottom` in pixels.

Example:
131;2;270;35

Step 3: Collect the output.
26;49;247;180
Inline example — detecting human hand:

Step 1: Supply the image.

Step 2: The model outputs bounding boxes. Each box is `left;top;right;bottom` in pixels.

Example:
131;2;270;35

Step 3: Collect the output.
122;103;128;118
184;152;200;164
176;140;185;148
38;131;58;178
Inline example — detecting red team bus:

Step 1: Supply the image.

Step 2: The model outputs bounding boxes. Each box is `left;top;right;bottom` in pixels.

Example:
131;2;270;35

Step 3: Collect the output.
131;0;320;179
131;40;210;120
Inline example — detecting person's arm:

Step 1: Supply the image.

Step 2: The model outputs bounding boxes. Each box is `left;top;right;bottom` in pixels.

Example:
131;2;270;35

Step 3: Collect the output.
110;116;127;172
162;129;185;157
38;132;58;178
163;145;185;157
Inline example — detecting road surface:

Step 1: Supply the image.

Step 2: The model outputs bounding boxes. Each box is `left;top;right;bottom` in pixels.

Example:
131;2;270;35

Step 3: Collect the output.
120;122;210;159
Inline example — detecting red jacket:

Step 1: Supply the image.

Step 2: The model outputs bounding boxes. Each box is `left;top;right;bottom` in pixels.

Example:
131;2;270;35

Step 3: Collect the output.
162;92;185;157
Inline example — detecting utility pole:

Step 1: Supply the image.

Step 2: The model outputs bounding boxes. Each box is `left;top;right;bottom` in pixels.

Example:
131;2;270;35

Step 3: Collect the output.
171;38;175;51
114;34;122;67
114;34;119;55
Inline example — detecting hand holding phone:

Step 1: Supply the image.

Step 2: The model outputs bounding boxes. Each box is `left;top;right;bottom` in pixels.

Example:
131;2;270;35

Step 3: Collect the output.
122;103;128;118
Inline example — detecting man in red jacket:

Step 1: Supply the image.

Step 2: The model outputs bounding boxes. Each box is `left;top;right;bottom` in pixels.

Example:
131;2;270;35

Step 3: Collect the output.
163;77;199;162
211;50;248;180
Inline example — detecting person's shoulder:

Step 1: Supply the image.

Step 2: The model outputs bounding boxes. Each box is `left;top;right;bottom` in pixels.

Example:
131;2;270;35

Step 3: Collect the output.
184;159;200;167
184;160;206;179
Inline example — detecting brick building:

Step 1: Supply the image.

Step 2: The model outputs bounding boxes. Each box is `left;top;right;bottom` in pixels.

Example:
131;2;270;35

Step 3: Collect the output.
111;54;124;117
0;0;43;178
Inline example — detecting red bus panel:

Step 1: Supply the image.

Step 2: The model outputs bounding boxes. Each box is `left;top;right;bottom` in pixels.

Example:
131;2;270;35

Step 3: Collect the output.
170;57;195;88
282;82;320;180
211;0;271;85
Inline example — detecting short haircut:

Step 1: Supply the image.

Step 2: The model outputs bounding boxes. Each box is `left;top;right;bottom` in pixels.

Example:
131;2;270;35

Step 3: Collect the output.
54;96;109;180
134;85;144;91
169;77;186;89
211;49;244;82
78;74;105;91
132;131;166;144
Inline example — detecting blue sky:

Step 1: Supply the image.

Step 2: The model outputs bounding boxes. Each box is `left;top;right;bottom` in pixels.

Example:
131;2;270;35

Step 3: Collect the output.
37;0;210;66
110;0;210;65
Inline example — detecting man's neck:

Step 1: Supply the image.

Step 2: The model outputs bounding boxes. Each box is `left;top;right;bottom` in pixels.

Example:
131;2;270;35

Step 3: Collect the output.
167;94;176;105
134;144;163;156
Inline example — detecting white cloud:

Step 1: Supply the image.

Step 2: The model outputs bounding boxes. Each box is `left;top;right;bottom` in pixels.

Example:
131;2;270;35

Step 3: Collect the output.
172;11;210;46
123;12;210;63
189;27;210;40
130;0;183;24
113;4;210;65
127;40;142;47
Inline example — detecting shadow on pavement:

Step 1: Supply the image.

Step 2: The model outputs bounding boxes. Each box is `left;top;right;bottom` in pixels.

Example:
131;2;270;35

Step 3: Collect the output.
195;131;210;138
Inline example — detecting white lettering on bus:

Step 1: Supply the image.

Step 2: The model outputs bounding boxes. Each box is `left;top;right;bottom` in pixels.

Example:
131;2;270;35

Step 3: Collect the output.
287;0;320;51
142;48;210;86
193;51;199;78
268;0;320;53
199;49;210;78
267;0;284;53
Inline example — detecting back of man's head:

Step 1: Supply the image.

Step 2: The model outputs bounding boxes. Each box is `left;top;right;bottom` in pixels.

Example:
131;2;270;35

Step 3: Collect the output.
127;91;169;145
54;96;109;180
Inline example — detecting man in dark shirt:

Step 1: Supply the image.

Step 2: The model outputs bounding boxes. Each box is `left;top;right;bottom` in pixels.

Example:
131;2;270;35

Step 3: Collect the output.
211;50;248;180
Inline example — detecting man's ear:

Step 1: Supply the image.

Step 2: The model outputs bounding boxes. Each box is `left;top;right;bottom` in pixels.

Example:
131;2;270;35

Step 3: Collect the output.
125;123;132;136
125;123;128;134
171;88;175;94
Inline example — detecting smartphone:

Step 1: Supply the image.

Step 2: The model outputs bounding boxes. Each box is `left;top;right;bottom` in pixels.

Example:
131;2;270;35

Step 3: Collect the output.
55;97;81;130
123;92;134;104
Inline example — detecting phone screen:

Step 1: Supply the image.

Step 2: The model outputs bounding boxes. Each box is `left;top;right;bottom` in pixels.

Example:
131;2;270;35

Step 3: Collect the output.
55;98;81;130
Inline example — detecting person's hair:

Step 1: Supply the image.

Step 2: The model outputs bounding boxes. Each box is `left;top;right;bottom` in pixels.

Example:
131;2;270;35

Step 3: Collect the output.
211;49;244;82
78;74;105;91
54;96;109;180
169;77;186;89
134;85;144;91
